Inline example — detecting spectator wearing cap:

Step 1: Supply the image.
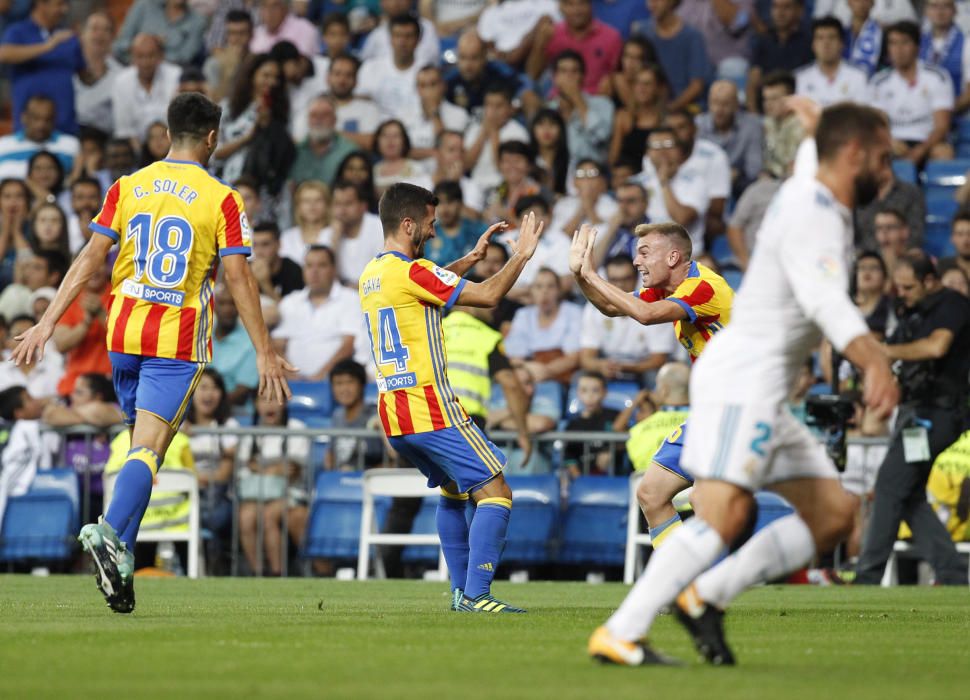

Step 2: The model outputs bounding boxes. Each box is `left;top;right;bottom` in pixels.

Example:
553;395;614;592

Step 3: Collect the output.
110;33;181;141
0;95;80;180
528;0;622;95
113;0;206;66
360;0;441;68
203;8;253;103
546;50;614;167
74;12;122;134
696;79;763;198
427;181;487;267
747;0;813;111
288;95;359;188
250;0;319;58
0;0;83;135
270;40;329;141
634;0;711;112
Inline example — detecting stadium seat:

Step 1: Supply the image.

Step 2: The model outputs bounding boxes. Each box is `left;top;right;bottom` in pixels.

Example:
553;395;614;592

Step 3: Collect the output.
956;117;970;147
287;380;334;422
922;159;970;200
708;234;734;266
0;469;79;562
303;471;386;560
364;382;379;406
924;227;956;258
566;381;638;416
504;475;561;565
559;476;629;567
722;266;743;291
299;415;332;471
401;496;440;565
891;159;917;185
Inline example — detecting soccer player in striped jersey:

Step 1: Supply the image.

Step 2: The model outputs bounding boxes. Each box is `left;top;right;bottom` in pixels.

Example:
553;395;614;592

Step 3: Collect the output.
359;183;542;613
12;93;294;613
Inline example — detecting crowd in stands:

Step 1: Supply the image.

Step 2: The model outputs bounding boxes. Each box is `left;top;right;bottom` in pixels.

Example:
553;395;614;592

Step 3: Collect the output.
1;0;970;575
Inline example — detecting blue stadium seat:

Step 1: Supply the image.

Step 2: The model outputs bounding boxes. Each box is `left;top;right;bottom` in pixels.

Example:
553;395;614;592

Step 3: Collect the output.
504;475;561;565
925;190;959;257
364;382;378;406
401;495;440;565
0;469;79;562
303;471;389;560
891;159;917;185
722;267;743;291
288;380;334;422
559;476;629;567
924;227;956;258
956;117;970;146
922;159;970;200
708;235;734;266
298;415;332;471
566;381;638;416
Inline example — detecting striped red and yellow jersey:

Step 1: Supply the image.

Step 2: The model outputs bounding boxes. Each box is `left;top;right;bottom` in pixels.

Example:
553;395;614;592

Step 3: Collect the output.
90;159;252;362
637;261;733;361
358;251;470;436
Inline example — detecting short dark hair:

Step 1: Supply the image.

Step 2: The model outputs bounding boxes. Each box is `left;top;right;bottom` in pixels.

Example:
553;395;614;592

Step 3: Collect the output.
816;102;890;162
885;20;920;47
812;16;844;40
225;9;253;25
952;210;970;229
605;254;635;270
306;244;336;265
895;253;938;281
0;386;26;422
269;39;301;64
79;373;116;403
875;207;907;225
253;220;281;239
329;52;360;73
179;66;206;84
167;92;222;143
855;250;888;278
389;13;421;37
379;183;438;236
488;241;510;263
71;175;102;195
186;368;232;425
514;194;550;217
553;49;586;75
498;140;534;161
432;180;463;201
578;370;607;388
233;174;260;192
332;179;364;201
322;12;350;33
35;249;69;282
24;93;54;112
330;359;367;386
483;83;513;102
761;70;796;95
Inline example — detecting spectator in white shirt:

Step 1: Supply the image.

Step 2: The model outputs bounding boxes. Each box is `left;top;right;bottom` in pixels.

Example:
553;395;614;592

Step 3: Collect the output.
319;181;385;285
270;39;329;141
463;84;531;191
361;0;441;68
551;158;618;236
327;54;381;151
429;129;485;216
0;315;63;400
110;33;180;141
279;180;330;266
357;14;424;120
813;0;917;27
579;254;676;384
795;15;869;108
272;245;359;380
74;12;121;134
65;176;102;255
477;0;560;69
920;0;970;114
635;125;711;255
869;20;954;164
405;65;470;160
420;0;488;39
504;194;571;301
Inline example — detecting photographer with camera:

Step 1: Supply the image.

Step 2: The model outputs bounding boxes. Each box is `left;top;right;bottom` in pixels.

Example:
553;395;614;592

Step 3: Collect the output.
855;255;970;585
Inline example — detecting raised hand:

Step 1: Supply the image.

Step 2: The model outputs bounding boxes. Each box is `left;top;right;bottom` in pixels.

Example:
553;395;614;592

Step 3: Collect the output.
466;220;507;265
569;225;590;275
511;211;544;260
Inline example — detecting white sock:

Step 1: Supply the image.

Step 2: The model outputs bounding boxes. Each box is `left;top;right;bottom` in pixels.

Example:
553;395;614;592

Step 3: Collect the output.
605;518;726;641
694;513;816;609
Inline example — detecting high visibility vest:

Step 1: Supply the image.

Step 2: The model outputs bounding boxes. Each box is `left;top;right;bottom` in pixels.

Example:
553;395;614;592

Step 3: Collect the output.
442;311;503;420
627;408;690;472
105;431;195;534
900;430;970;542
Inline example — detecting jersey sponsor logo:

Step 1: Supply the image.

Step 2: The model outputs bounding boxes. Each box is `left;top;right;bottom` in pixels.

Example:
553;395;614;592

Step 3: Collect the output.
816;256;840;278
432;266;459;286
121;278;186;307
384;372;418;390
239;211;252;242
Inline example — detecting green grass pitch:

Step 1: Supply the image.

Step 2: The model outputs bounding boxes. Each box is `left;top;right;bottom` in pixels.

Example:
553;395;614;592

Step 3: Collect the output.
1;576;968;699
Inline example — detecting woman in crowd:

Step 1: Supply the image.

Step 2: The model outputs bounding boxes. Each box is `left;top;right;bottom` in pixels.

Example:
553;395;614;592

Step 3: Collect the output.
25;151;67;213
335;151;378;211
853;251;895;339
504;267;583;384
237;394;310;577
140;121;171;167
214;53;289;185
28;203;71;258
371;119;431;197
608;64;668;167
184;368;239;574
0;179;32;287
279;181;331;266
598;36;658;111
530;109;570;197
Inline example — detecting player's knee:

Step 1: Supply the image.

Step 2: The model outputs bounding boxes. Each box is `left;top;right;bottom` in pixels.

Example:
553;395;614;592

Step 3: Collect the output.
636;477;668;520
819;493;857;553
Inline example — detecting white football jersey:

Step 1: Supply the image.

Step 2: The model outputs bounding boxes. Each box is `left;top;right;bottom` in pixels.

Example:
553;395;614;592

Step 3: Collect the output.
868;62;954;142
688;175;869;405
795;61;870;108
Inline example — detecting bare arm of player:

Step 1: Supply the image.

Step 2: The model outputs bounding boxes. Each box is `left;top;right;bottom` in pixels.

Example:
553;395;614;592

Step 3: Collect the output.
455;212;543;307
11;233;115;366
841;333;899;419
444;221;507;277
222;254;297;405
494;366;533;466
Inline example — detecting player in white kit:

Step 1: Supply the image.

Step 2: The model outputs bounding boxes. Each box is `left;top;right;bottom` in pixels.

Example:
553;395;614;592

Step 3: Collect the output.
592;103;900;667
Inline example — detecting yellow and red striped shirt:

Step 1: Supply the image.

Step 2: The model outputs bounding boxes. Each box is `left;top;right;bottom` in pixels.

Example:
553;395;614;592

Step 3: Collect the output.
91;159;252;362
358;251;469;436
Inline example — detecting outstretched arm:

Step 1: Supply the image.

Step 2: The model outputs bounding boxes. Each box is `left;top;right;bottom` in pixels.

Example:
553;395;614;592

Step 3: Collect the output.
12;234;114;366
222;254;297;405
456;212;544;307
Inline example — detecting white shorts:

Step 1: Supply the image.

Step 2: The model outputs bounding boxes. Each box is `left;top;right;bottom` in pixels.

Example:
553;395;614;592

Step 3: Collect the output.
681;402;839;491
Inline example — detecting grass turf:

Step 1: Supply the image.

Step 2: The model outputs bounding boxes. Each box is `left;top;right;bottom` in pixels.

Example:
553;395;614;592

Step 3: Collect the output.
1;576;968;699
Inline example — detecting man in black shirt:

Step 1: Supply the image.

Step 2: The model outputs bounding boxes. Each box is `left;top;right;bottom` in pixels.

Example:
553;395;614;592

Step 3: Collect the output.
251;222;305;302
856;255;970;584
